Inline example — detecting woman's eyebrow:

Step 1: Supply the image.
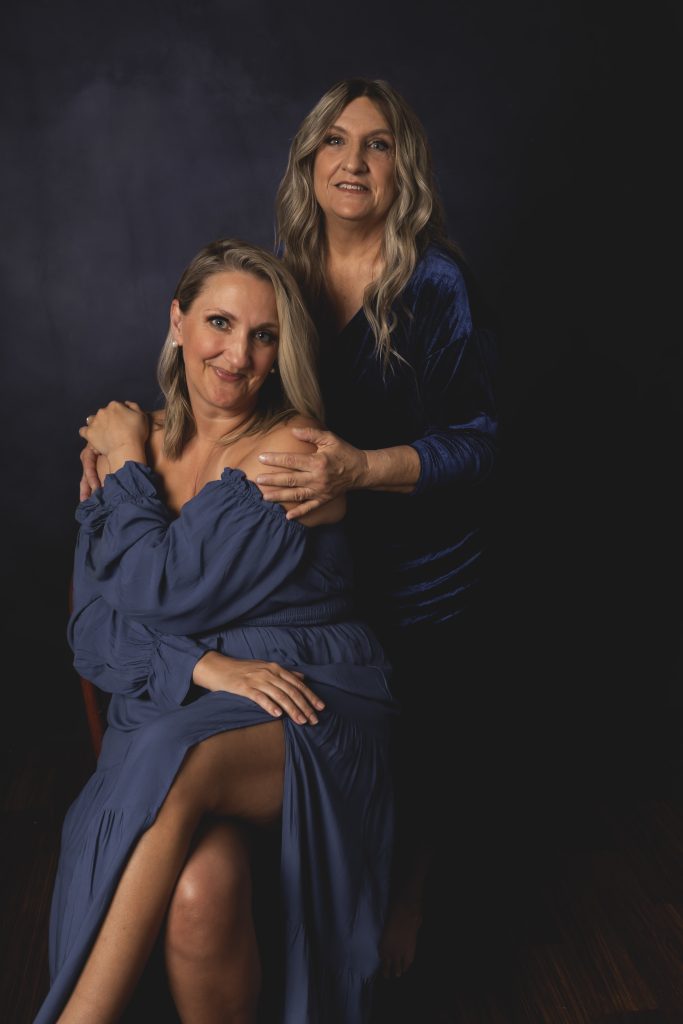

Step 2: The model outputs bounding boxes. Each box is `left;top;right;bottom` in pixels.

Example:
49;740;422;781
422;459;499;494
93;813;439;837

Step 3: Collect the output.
327;123;394;137
203;307;234;317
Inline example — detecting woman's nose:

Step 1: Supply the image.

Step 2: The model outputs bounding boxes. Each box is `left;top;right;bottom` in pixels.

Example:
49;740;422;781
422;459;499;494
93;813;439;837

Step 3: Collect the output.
342;143;367;174
223;331;251;370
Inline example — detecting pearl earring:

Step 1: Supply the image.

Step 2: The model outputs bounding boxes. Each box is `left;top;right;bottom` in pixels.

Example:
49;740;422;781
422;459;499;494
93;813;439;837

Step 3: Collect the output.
171;340;178;348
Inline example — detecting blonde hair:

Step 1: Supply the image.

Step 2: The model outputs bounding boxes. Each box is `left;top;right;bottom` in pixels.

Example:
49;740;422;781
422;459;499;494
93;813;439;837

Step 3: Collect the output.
157;238;323;458
275;77;462;367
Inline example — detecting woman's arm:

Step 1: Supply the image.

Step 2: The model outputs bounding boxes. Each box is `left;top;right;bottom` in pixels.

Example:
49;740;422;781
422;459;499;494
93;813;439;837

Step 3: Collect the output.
69;593;323;721
74;460;307;634
256;427;421;518
69;590;209;708
255;269;497;519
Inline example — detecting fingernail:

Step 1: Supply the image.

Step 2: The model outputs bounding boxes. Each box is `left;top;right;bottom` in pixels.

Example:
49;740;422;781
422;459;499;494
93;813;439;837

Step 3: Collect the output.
309;715;319;725
258;454;268;462
316;701;325;709
255;476;265;484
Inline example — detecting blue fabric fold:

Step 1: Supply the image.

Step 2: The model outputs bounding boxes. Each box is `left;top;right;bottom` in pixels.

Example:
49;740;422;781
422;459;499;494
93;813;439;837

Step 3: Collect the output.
76;463;307;633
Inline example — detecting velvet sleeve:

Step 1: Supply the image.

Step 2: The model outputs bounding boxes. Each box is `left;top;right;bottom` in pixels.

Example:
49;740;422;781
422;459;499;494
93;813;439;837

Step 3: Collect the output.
75;461;307;634
407;269;498;495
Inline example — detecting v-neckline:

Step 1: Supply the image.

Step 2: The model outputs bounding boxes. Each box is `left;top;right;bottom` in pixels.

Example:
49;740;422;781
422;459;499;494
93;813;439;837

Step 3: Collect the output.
336;306;364;338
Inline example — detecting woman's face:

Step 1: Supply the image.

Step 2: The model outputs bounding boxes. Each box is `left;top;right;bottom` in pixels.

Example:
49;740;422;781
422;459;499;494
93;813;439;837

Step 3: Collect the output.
313;96;396;231
171;270;279;420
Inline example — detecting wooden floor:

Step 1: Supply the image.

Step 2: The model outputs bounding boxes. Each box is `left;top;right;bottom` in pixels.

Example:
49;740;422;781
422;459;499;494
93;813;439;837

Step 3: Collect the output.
3;720;683;1024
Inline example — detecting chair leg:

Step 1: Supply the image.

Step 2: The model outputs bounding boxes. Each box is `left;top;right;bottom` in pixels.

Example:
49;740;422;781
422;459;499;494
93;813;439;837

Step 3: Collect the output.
79;677;105;758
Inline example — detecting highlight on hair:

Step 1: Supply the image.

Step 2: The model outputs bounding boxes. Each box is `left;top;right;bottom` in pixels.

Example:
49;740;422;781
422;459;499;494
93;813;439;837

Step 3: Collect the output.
157;239;323;458
275;77;463;367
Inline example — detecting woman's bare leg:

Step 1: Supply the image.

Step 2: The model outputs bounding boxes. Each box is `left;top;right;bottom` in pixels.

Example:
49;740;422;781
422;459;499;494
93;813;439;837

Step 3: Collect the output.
57;721;284;1024
164;820;260;1023
378;840;431;978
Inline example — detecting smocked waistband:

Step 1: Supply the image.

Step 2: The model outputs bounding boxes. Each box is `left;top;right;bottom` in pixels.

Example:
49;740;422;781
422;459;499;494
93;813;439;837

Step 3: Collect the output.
235;595;355;628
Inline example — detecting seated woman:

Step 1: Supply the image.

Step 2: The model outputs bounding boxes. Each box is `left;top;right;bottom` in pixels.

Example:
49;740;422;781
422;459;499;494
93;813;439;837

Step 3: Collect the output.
35;239;396;1024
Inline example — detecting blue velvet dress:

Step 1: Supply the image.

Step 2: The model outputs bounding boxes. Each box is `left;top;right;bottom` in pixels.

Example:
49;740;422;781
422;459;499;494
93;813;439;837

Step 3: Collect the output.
34;463;396;1024
317;244;498;632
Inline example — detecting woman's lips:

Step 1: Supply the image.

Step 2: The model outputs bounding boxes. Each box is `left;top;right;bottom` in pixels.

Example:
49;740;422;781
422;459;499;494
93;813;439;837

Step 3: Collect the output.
211;365;244;382
335;182;369;192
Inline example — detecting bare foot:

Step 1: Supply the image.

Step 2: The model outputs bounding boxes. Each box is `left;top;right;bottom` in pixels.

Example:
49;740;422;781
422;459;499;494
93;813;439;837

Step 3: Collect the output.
378;898;423;978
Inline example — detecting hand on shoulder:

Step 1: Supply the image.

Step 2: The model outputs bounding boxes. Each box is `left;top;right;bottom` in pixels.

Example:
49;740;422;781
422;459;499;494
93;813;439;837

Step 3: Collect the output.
243;415;348;527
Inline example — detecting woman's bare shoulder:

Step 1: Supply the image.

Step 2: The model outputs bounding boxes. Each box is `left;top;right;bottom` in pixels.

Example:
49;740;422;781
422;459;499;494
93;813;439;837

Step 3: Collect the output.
260;414;322;454
241;416;346;527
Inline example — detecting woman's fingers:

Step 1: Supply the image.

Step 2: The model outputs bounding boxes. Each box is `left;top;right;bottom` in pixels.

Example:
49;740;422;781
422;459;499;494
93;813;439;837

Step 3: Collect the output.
249;692;286;718
257;484;315;505
279;668;325;710
255;470;312;488
278;668;324;709
257;451;315;473
247;666;325;724
197;654;325;723
254;477;317;506
80;444;102;499
285;499;322;521
247;683;310;725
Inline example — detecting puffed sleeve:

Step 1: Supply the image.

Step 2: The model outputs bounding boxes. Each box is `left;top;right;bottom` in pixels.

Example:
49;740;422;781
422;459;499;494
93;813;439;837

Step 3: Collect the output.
407;267;498;495
75;461;307;634
67;583;209;707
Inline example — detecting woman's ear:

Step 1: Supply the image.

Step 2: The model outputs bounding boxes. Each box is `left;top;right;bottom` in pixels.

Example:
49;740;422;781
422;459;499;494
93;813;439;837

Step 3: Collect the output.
170;299;183;344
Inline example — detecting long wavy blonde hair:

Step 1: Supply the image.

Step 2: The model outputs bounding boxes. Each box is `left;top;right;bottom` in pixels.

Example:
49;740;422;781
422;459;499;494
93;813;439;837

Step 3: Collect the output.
157;239;323;458
275;78;462;367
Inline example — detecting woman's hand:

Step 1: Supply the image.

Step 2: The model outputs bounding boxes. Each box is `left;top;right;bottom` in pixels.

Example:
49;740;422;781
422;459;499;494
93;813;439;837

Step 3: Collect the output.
255;426;369;520
193;651;325;725
80;444;102;501
79;401;150;476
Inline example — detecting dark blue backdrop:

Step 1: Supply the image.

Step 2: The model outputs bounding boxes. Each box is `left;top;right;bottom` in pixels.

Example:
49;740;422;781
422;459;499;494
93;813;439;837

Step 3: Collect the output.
1;0;680;789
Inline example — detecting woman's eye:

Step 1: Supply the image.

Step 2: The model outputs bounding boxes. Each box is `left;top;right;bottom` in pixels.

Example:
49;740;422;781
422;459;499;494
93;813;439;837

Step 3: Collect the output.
369;139;390;151
209;316;228;329
254;331;277;345
323;134;343;146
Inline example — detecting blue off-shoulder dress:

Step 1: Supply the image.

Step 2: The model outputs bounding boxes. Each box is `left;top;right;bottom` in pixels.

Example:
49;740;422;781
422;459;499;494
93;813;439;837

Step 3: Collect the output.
34;462;396;1024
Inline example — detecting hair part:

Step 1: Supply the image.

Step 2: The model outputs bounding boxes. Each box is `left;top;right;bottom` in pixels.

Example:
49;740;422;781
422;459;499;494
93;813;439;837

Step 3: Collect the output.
275;77;463;368
158;239;323;458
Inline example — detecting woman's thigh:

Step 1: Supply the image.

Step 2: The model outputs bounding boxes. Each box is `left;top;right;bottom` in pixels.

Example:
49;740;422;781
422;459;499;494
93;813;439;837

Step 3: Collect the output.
172;720;286;826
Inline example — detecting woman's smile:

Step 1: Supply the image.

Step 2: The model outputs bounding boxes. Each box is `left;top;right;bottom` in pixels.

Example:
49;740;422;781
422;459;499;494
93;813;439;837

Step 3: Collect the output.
209;365;246;383
171;270;279;418
313;96;396;227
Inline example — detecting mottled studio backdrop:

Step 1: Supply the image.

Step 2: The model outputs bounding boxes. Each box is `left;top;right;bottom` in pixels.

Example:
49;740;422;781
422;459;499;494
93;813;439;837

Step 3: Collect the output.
1;0;680;803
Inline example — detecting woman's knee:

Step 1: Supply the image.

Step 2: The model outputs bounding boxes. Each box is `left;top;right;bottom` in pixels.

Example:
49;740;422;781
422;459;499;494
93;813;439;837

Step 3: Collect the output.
165;821;252;963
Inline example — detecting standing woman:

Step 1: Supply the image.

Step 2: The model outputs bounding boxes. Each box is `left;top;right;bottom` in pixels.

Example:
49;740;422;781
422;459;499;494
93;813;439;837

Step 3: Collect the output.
256;78;498;985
